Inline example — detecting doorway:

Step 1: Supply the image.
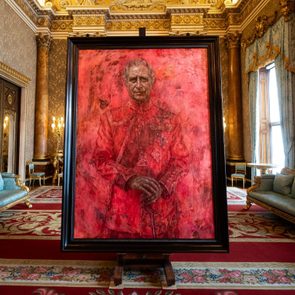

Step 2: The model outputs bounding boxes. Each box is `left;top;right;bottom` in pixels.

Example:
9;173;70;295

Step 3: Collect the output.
0;78;20;174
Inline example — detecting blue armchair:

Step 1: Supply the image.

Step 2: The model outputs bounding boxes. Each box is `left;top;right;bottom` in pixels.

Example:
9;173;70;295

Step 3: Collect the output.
0;172;31;212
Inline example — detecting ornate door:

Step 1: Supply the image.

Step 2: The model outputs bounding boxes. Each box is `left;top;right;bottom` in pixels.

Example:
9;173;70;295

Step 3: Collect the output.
0;78;20;173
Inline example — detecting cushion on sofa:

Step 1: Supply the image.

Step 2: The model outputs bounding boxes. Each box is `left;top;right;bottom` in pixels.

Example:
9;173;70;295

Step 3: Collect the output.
0;190;28;208
254;174;275;191
0;174;3;191
3;177;19;190
273;174;294;195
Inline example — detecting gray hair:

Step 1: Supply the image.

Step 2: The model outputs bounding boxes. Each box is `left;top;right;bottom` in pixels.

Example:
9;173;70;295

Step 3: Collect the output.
123;58;155;83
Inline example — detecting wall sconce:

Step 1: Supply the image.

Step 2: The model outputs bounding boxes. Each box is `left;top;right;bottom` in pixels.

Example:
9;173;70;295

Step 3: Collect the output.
223;116;226;130
51;116;64;153
3;116;9;129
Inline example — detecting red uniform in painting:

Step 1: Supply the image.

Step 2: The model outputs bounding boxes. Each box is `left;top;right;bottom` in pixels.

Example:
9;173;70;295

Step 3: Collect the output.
94;99;189;238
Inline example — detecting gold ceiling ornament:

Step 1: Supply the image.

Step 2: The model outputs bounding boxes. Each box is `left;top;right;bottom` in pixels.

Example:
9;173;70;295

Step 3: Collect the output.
45;0;53;7
110;0;166;13
211;0;225;10
207;0;225;14
10;0;276;36
241;11;278;47
280;0;295;21
39;0;231;9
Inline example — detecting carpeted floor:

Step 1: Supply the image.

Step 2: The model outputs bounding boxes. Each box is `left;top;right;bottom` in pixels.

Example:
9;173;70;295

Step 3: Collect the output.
0;186;294;295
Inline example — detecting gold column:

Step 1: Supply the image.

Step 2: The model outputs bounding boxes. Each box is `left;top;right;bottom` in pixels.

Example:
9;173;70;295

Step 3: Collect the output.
33;33;51;160
226;32;244;161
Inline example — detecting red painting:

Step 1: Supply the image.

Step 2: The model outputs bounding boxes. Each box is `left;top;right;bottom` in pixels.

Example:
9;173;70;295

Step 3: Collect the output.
73;47;214;240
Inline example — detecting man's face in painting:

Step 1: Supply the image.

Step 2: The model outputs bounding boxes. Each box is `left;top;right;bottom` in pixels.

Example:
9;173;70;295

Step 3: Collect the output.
125;64;154;104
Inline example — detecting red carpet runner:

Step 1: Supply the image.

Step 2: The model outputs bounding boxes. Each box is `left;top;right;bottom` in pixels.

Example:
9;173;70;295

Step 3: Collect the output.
0;186;294;295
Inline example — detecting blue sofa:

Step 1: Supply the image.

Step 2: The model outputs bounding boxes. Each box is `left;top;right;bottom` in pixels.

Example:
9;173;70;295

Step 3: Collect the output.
0;172;31;212
245;167;295;224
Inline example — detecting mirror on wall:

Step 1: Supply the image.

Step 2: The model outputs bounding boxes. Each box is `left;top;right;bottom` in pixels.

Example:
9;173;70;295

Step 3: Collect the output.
0;78;20;174
2;112;17;172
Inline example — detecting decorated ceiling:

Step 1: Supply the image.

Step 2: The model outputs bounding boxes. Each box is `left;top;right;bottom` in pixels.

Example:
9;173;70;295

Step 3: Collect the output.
10;0;280;38
37;0;241;12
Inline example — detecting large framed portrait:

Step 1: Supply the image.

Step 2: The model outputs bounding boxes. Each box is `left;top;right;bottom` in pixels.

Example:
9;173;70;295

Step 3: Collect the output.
62;36;228;253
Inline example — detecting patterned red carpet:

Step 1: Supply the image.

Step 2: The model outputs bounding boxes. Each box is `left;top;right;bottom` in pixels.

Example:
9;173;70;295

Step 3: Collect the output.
0;186;294;295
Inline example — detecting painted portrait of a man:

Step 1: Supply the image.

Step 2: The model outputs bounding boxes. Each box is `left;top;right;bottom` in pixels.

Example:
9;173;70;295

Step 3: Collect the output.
74;48;215;240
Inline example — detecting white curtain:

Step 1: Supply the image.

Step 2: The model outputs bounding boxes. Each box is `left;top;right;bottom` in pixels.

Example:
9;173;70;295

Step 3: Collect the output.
274;15;295;168
248;71;258;180
245;14;295;169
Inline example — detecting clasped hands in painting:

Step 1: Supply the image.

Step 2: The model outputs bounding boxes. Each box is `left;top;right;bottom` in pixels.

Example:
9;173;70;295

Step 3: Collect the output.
127;175;166;205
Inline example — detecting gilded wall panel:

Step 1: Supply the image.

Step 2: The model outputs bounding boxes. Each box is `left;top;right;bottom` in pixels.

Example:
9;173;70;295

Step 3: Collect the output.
240;45;251;162
171;14;203;25
0;1;37;166
203;18;227;29
51;20;74;32
110;2;166;13
219;37;229;154
73;15;105;27
48;39;67;155
106;19;170;31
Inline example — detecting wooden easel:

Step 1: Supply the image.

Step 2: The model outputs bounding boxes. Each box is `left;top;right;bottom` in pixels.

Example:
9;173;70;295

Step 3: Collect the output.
112;27;174;288
113;253;175;287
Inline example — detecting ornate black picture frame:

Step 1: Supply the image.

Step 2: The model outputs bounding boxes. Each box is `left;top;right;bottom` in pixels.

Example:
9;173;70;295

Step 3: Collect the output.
62;36;228;253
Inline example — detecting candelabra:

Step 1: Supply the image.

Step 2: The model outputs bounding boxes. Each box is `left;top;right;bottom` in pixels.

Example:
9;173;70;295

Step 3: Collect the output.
51;116;64;153
51;116;64;185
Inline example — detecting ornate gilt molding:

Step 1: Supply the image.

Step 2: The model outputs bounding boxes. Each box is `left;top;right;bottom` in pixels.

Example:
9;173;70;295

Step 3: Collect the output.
13;0;41;26
226;13;241;26
36;33;52;49
106;19;170;31
241;11;277;47
0;62;31;86
239;0;269;26
51;20;74;31
110;0;166;13
73;14;105;26
226;32;241;48
280;0;295;21
6;0;282;37
171;14;203;25
208;0;225;14
203;18;227;29
168;30;205;36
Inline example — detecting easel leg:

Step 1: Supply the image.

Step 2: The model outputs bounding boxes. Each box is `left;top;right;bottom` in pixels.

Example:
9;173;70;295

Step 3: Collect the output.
113;265;123;286
164;259;175;286
112;253;175;287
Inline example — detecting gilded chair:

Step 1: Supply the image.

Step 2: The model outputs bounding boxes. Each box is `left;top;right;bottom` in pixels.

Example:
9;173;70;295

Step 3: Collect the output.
57;172;63;186
52;153;63;186
27;161;46;187
231;162;246;188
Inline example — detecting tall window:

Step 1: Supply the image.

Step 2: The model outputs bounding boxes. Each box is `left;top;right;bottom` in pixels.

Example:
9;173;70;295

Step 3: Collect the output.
256;63;285;173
